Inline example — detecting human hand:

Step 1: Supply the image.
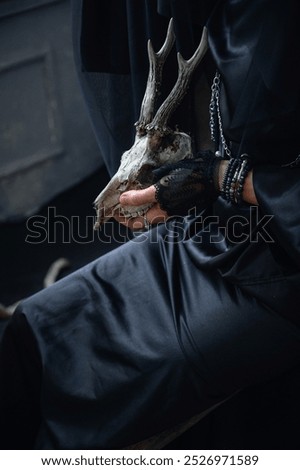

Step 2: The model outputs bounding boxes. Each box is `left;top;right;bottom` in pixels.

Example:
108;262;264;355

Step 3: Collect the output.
116;151;220;230
116;186;168;230
151;150;219;216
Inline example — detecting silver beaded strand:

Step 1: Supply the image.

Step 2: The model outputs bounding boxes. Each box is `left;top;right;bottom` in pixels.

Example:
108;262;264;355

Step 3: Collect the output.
209;70;232;158
209;70;252;204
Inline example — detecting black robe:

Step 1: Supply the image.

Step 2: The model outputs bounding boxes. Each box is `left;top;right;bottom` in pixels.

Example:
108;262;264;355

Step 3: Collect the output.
1;0;300;450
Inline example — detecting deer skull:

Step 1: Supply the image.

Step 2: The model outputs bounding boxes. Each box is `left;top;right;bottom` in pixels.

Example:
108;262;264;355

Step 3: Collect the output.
94;20;208;228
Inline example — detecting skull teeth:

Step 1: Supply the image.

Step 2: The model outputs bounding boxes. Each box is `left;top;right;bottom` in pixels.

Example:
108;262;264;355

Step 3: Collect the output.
119;205;152;219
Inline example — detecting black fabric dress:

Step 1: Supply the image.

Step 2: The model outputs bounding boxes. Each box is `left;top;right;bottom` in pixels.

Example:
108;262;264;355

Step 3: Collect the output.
1;0;300;450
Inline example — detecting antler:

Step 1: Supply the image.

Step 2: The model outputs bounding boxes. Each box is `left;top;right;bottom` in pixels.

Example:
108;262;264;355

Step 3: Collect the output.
135;18;175;134
147;26;208;133
93;23;209;228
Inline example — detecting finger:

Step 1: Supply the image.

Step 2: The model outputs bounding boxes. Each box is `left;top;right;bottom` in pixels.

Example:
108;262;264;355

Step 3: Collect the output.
119;186;156;206
114;203;168;230
113;212;145;230
146;204;168;224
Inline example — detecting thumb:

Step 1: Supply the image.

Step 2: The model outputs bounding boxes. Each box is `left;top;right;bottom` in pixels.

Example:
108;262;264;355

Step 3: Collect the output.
120;186;156;206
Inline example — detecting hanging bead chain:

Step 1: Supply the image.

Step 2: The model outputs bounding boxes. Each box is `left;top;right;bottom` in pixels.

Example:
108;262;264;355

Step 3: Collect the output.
209;70;232;158
209;71;253;205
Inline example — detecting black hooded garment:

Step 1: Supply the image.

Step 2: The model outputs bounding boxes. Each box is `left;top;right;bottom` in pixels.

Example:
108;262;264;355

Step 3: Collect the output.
0;0;300;449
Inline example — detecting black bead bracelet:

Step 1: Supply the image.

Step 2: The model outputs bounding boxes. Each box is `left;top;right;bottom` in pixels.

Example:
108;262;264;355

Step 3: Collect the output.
220;154;252;204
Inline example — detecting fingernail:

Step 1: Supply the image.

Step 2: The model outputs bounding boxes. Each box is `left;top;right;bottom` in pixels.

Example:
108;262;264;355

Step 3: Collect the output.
133;220;144;230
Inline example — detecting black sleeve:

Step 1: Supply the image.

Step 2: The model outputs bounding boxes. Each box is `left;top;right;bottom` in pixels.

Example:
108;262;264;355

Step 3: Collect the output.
253;165;300;269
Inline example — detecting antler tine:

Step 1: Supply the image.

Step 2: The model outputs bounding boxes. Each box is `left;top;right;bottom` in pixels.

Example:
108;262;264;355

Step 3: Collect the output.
135;18;175;134
148;26;208;133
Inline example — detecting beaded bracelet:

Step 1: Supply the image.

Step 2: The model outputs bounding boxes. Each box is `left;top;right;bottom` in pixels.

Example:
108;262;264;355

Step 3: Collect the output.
220;154;252;204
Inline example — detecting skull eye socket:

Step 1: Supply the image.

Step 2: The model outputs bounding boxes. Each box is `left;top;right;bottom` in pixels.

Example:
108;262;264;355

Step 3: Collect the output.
136;164;156;186
148;132;177;152
160;133;176;149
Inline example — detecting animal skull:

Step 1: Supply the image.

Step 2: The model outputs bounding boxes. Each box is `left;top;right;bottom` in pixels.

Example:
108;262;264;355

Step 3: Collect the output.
94;20;208;228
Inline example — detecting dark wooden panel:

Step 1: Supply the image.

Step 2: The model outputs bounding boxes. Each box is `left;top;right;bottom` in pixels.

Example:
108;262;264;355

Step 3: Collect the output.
0;0;63;19
0;49;63;176
0;0;102;221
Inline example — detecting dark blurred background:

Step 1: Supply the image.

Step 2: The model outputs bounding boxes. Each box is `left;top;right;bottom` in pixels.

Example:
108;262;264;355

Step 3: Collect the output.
0;0;299;451
0;0;117;309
